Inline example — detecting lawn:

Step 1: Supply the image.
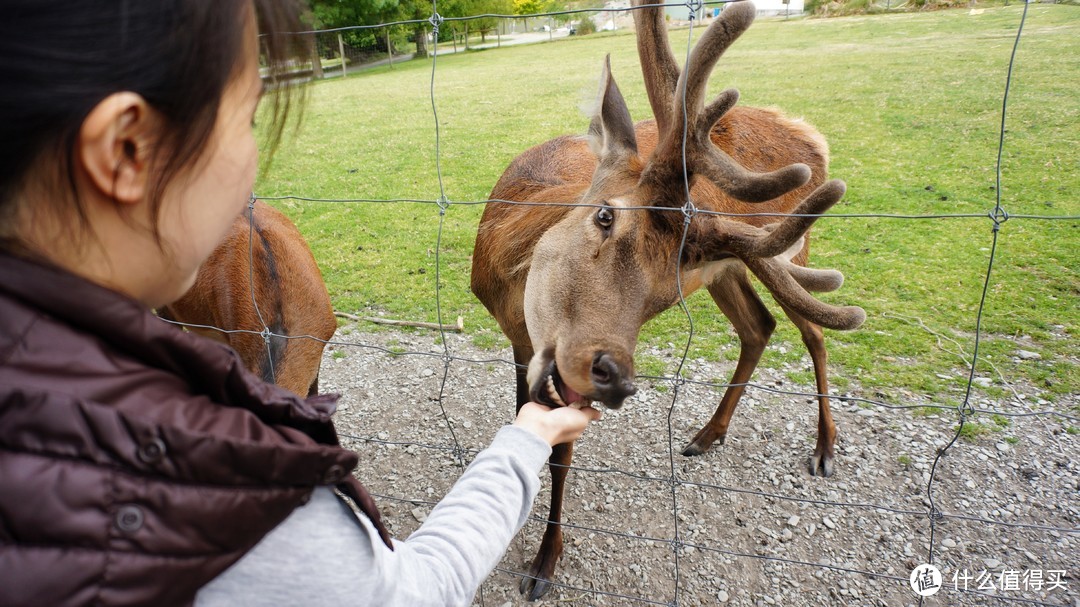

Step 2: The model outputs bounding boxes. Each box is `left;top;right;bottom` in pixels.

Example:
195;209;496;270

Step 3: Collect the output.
254;2;1078;410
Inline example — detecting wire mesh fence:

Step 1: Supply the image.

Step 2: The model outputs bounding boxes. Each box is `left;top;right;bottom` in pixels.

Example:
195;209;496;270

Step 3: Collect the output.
176;1;1077;605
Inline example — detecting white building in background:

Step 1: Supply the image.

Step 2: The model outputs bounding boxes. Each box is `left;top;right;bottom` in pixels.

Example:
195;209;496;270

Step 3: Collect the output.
591;0;805;33
666;0;806;21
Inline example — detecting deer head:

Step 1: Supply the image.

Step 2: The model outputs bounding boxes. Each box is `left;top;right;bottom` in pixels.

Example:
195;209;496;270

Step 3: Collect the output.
522;1;864;412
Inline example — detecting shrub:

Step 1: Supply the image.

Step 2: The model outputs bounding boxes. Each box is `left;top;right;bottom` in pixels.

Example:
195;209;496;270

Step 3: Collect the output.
574;16;597;36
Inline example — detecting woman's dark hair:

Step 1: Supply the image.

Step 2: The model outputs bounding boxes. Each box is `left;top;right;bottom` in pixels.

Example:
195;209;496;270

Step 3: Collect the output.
0;0;310;245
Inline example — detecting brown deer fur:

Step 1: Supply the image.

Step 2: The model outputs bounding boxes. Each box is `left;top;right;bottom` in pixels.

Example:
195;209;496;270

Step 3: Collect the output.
159;200;336;397
470;1;864;600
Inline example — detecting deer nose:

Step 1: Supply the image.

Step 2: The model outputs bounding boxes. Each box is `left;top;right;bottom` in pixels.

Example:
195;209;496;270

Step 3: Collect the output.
591;353;636;409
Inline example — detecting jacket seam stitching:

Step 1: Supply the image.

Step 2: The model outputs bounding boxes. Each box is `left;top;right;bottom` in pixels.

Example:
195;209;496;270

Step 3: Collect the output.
0;313;38;367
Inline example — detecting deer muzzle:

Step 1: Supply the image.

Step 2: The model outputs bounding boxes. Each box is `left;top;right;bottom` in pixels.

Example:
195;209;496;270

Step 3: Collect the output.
527;348;637;410
590;352;637;409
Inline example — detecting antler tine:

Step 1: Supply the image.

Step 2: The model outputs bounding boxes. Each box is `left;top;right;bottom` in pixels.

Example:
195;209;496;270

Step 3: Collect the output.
632;0;680;135
696;144;813;203
762;232;845;293
777;258;846;293
698;219;865;330
650;1;812;203
740;179;846;257
745;255;866;330
678;1;757;119
690;179;863;330
746;178;862;329
701;179;845;259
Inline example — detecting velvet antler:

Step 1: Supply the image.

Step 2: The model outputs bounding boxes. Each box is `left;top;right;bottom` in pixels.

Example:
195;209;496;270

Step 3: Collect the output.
689;179;866;330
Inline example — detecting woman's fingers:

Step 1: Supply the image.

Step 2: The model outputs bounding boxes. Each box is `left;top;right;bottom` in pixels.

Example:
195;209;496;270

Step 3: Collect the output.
513;401;602;446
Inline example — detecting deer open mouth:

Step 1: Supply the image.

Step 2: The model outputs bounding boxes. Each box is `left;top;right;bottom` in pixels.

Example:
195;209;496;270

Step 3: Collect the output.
530;359;591;409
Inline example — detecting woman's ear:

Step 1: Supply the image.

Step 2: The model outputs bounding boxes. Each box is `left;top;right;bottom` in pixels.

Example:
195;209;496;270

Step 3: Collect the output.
77;92;157;205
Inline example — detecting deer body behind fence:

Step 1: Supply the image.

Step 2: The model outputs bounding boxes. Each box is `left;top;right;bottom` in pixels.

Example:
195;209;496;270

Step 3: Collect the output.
471;1;865;600
160;200;336;397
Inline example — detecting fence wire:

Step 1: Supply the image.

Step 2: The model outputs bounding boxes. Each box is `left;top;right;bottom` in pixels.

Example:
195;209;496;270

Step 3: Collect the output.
168;2;1076;605
920;2;1032;606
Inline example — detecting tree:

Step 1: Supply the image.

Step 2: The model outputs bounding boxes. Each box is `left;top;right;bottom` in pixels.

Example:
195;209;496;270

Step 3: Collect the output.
513;0;545;13
309;0;440;59
307;0;400;30
307;0;521;58
394;0;475;57
513;0;556;31
307;0;403;56
447;0;513;44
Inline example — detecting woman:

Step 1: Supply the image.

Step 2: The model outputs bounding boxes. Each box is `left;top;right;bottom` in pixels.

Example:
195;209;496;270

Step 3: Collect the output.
0;1;600;605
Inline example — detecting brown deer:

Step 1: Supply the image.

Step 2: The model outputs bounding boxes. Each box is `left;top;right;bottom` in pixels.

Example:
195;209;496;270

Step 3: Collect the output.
470;1;865;599
159;199;336;397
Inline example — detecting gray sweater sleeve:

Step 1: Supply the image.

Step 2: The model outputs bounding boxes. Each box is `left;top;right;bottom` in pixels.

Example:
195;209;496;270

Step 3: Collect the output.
195;425;551;607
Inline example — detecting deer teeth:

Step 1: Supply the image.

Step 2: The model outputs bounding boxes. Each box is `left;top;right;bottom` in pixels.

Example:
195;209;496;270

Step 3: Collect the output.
546;375;567;407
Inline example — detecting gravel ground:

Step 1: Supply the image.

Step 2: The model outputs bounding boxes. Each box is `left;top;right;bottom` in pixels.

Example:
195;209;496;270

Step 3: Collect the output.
319;324;1078;607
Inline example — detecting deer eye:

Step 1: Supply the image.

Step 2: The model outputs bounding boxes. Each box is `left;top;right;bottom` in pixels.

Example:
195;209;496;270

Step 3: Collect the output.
595;207;614;230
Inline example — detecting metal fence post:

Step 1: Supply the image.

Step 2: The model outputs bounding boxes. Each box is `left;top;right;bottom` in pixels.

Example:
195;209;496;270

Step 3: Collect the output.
311;34;324;79
386;29;394;69
338;34;347;79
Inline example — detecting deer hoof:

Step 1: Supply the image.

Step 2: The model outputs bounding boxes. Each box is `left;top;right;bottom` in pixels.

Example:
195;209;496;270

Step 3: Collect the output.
681;430;725;457
681;442;706;457
519;551;559;601
809;452;834;478
520;576;553;602
518;570;552;600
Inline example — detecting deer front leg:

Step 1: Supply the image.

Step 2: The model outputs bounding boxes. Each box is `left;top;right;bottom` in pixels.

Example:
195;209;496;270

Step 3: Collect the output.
520;440;573;601
513;344;534;412
684;267;775;456
511;343;570;600
779;306;836;477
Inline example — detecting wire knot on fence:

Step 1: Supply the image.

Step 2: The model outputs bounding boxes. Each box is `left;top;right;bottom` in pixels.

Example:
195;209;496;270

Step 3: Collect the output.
681;200;699;224
989;207;1011;231
669;373;689;391
428;12;444;36
451;444;468;468
686;0;705;20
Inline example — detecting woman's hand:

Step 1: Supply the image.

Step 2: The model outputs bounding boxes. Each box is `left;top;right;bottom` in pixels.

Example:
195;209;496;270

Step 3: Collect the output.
512;401;602;447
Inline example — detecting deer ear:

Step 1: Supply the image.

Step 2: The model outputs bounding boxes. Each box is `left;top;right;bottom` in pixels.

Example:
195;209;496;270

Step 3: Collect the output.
587;55;638;163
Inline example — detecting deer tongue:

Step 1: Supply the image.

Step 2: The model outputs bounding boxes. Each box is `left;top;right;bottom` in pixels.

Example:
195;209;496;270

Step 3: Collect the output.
560;381;583;407
548;366;587;408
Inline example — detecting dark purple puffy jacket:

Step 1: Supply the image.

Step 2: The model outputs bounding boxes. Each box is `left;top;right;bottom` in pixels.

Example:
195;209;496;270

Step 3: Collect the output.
0;251;390;607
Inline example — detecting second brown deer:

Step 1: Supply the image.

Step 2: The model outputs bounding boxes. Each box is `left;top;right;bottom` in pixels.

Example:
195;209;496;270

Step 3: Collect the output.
471;1;865;599
159;199;336;397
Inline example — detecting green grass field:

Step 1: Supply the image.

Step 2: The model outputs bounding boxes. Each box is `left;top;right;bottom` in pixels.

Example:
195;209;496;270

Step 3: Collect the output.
254;3;1078;410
